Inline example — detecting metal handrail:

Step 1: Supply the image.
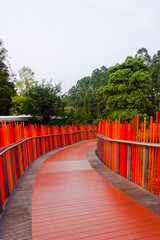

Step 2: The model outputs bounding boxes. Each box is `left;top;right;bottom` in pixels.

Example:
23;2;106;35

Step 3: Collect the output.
0;128;98;213
96;134;160;148
0;130;97;156
0;139;25;152
96;133;160;190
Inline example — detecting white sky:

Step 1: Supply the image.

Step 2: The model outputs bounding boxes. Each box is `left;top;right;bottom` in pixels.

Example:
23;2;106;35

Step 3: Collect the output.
1;0;160;93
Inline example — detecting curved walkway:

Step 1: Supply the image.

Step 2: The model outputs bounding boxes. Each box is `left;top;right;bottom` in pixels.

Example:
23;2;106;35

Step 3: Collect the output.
32;140;160;240
1;140;160;239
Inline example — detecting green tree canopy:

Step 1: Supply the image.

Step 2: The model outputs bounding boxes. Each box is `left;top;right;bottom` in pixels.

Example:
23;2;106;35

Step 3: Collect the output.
15;66;38;94
99;57;155;121
26;81;64;123
12;67;38;114
64;66;109;124
0;39;15;115
135;47;151;66
135;48;160;108
13;77;64;123
150;50;160;107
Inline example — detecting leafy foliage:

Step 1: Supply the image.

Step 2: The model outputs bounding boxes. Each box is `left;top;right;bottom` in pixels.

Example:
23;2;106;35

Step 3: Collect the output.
12;67;37;114
15;67;38;94
26;81;64;123
99;57;155;121
135;48;160;110
1;40;160;125
0;39;15;115
150;50;160;107
64;66;109;124
135;47;151;66
13;77;64;123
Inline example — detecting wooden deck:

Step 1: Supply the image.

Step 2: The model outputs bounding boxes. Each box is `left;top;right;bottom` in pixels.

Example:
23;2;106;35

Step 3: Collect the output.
1;140;160;239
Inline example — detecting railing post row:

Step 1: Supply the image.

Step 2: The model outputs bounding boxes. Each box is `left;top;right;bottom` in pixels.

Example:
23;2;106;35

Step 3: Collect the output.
0;129;98;213
96;134;156;192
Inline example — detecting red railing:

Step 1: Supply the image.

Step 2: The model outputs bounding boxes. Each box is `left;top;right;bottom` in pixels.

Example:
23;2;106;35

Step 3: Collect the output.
0;127;98;213
96;112;160;196
0;122;97;150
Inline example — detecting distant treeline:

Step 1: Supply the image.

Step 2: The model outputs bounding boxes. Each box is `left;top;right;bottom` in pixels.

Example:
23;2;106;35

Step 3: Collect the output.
0;39;160;124
64;48;160;124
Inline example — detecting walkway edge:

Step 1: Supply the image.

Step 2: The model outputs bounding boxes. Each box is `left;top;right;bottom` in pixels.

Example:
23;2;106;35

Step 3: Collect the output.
87;146;160;216
0;141;90;240
1;141;160;239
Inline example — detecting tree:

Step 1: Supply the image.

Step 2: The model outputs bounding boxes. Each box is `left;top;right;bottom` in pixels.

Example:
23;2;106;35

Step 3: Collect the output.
135;48;151;66
12;67;38;114
135;48;160;108
150;50;160;107
11;94;30;115
99;57;155;121
65;66;109;124
25;80;64;123
15;67;37;94
0;39;15;115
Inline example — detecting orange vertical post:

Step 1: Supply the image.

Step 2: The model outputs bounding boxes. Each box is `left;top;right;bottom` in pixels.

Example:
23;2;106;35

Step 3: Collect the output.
154;112;159;193
157;116;160;195
151;121;155;192
64;126;69;146
148;116;152;191
61;126;66;147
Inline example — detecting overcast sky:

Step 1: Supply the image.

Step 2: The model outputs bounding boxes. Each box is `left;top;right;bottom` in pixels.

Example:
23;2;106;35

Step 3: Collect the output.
1;0;160;93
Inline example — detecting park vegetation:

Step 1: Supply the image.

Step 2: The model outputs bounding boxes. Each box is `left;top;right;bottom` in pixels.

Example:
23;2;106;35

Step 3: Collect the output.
0;38;160;124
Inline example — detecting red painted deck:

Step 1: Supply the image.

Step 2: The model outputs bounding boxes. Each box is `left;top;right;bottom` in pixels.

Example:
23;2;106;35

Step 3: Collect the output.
32;140;160;240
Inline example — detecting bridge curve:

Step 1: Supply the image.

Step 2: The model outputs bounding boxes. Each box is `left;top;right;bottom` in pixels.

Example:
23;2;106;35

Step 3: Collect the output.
1;140;160;239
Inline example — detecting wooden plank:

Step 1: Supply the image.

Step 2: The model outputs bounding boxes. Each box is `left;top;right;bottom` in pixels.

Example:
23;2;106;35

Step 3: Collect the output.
32;141;160;240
